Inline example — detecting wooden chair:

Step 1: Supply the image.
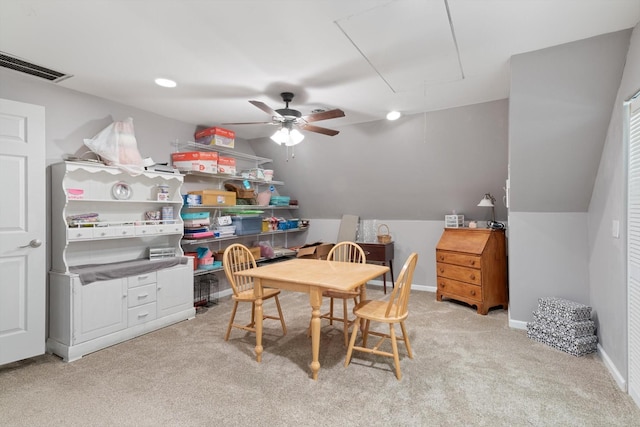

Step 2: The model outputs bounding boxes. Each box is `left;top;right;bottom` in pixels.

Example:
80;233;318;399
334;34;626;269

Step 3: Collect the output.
223;243;287;341
319;241;367;346
344;252;418;380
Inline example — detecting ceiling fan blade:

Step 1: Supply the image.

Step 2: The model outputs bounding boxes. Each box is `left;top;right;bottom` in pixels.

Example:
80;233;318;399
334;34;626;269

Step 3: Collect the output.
300;123;340;136
303;108;345;123
222;121;276;125
249;100;283;119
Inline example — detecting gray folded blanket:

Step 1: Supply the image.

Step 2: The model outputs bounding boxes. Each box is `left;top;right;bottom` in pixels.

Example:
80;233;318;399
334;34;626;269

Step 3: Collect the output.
70;257;188;285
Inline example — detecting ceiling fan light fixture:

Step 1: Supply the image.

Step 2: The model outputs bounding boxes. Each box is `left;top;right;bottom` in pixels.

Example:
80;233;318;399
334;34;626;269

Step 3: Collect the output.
288;129;304;146
386;111;401;121
270;127;304;146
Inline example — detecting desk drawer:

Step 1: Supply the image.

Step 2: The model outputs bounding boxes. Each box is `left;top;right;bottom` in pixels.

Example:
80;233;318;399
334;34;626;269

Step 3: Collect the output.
436;250;481;268
359;243;392;262
437;277;482;302
436;262;481;285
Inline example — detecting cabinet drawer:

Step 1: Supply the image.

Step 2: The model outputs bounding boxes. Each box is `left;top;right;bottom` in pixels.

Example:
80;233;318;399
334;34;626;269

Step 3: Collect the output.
112;226;135;237
93;227;116;239
436;250;481;268
437;277;482;302
67;228;93;240
157;223;182;234
128;272;157;288
128;302;157;326
127;283;157;308
135;225;158;236
436;262;481;285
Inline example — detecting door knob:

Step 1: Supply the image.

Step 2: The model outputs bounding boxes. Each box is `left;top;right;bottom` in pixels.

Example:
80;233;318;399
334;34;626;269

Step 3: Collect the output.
20;239;42;248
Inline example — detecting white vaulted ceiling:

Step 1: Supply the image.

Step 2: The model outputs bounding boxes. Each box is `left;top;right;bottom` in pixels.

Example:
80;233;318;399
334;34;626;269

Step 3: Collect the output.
1;0;639;139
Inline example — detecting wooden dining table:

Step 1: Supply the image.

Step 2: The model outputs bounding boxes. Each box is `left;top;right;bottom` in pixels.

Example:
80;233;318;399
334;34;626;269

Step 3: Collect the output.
234;257;389;380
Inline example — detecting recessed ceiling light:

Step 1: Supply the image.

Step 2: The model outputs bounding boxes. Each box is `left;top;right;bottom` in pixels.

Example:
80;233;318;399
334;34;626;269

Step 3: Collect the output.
155;78;177;88
386;111;401;121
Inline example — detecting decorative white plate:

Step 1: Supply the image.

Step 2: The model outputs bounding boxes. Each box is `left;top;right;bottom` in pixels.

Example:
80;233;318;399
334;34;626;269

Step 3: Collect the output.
112;181;132;200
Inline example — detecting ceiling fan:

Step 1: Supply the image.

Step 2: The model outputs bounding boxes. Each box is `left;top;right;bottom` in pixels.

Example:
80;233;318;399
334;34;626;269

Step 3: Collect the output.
224;92;345;146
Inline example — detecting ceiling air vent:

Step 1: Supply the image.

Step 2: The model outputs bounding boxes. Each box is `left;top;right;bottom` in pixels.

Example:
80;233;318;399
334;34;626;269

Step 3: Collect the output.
0;52;72;83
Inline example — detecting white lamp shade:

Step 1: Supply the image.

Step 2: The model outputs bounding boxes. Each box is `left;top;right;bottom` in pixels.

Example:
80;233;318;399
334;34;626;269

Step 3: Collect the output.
270;128;288;145
287;129;304;146
271;127;305;146
477;194;495;207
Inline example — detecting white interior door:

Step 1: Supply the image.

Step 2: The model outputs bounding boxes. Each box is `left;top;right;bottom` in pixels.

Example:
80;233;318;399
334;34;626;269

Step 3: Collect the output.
0;98;46;365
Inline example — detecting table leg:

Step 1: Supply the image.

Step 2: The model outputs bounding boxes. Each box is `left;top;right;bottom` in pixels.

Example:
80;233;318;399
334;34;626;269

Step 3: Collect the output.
389;259;395;290
383;266;387;294
254;278;263;363
359;283;367;332
309;287;322;380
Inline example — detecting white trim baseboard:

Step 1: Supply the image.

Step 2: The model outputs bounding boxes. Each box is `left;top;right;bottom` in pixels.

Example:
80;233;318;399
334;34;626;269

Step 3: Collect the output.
598;343;627;392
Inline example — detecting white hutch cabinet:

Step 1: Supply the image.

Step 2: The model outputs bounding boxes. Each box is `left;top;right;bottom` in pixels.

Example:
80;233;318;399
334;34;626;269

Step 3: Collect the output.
47;161;195;362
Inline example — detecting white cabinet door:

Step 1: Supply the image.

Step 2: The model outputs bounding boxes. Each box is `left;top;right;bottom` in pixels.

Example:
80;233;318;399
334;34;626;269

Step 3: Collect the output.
157;264;193;318
0;99;46;366
73;278;127;344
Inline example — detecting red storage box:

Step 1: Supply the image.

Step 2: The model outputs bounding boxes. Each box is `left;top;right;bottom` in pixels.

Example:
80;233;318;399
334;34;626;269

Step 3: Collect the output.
195;126;235;148
171;151;218;173
217;156;236;175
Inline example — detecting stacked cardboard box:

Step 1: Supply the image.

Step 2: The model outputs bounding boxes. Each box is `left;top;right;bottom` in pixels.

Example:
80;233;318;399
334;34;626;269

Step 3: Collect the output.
526;297;598;356
195;126;235;148
171;151;218;173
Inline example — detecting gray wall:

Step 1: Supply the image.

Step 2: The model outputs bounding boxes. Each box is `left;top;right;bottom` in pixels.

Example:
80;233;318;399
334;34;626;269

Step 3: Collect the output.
249;100;509;222
589;24;640;385
509;31;629;213
508;29;632;385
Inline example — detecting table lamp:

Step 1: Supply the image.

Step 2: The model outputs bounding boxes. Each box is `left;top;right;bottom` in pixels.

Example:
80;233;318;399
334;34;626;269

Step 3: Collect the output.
477;193;496;224
477;193;505;229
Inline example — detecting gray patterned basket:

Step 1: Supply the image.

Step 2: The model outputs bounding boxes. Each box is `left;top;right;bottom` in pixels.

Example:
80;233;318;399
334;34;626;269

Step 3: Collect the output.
527;297;597;357
536;297;592;322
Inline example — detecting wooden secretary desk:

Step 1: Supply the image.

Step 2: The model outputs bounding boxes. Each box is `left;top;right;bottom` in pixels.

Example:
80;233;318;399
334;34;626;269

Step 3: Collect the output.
435;228;507;315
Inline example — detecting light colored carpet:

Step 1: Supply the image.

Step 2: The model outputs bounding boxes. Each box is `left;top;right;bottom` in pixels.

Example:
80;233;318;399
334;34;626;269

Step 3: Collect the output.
1;289;639;427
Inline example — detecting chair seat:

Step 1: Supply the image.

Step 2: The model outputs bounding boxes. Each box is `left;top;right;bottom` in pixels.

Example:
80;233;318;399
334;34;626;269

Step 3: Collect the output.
353;300;408;323
234;287;280;302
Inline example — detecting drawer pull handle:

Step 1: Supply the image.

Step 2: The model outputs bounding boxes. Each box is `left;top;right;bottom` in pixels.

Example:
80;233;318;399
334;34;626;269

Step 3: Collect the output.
470;290;476;296
138;312;149;318
439;255;444;261
138;275;149;280
470;274;476;280
439;268;444;273
470;261;475;266
138;293;148;299
439;283;445;288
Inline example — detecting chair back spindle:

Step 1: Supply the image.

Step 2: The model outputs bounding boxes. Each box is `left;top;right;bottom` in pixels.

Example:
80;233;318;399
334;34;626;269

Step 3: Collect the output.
327;241;366;264
223;243;258;296
385;252;418;319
